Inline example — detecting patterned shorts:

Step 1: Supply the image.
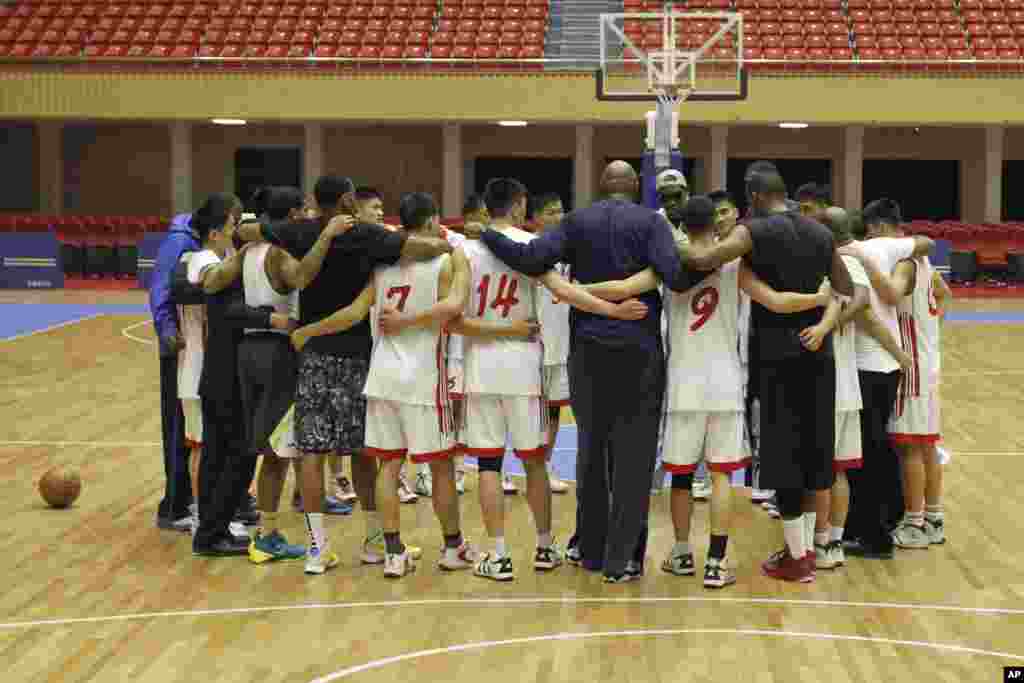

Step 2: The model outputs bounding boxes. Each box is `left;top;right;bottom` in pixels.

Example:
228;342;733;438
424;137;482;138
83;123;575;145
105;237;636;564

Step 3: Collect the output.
294;350;369;455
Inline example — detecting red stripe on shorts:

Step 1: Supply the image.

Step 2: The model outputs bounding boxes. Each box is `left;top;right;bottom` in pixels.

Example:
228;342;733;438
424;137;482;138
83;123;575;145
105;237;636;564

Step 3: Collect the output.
890;433;940;445
365;447;408;460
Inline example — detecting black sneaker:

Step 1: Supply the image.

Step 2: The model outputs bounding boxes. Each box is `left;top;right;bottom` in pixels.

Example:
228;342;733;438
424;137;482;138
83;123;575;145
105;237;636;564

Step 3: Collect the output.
604;560;643;583
702;558;736;589
234;495;260;525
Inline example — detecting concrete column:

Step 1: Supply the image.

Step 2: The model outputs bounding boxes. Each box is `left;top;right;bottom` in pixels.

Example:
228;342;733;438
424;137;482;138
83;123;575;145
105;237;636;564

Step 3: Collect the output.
170;121;192;214
984;125;1004;223
36;121;63;214
304;122;324;195
834;125;864;211
706;125;728;194
442;123;463;218
574;124;595;210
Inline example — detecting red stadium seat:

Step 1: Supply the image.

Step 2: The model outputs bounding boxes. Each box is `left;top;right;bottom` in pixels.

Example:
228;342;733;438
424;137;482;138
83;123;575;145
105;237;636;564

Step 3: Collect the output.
171;44;194;58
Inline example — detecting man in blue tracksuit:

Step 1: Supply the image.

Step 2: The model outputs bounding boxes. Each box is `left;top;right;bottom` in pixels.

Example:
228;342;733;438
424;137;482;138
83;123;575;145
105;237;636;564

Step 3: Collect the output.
148;213;199;531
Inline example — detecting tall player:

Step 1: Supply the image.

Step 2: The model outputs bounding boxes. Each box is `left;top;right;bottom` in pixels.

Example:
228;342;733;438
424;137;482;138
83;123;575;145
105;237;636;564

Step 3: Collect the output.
454;178;649;581
584;195;833;587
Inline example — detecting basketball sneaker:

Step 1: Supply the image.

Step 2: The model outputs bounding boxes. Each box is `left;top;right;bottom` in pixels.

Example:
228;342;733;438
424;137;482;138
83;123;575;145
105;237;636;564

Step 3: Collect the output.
325;496;354;515
827;540;845;567
455;469;467;495
692;477;712;501
439;540;479;571
703;558;736;589
334;476;358;504
751;488;775;503
229;521;250;542
474;552;514;581
925;518;946;545
662;551;696;576
502;474;518;495
304;545;339;575
566;537;582;566
398;473;419;504
361;531;422;564
414;469;433;497
384;551;416;578
550;477;570;494
815;543;839;570
892;522;930;549
604;561;643;583
534;543;564;571
249;530;306;564
762;496;781;519
761;548;814;583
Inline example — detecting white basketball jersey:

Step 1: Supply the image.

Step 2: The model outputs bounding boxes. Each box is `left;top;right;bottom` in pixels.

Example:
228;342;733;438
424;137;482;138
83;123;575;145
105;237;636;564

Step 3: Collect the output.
461;226;543;397
896;256;941;407
364;255;452;414
538;262;570;367
442;227;466;364
665;259;742;412
835;255;869;412
177;251;212;400
242;243;298;334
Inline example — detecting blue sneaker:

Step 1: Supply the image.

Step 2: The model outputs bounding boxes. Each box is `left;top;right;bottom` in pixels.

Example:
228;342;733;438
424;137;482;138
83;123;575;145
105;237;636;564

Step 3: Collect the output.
266;530;306;560
249;530;305;564
325;496;353;515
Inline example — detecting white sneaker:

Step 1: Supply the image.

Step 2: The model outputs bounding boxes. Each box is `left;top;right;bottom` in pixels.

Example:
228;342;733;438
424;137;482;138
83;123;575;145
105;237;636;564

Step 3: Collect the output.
550;477;570;494
691;477;711;501
893;522;930;549
661;552;696;576
384;550;416;578
751;488;775;503
828;541;845;567
925;517;946;545
228;521;249;541
334;476;358;504
398;474;419;504
190;514;199;539
414;469;433;497
534;543;563;571
439;540;478;571
502;474;518;495
474;552;514;581
454;469;467;495
361;531;423;564
702;558;736;589
304;545;339;575
815;543;839;570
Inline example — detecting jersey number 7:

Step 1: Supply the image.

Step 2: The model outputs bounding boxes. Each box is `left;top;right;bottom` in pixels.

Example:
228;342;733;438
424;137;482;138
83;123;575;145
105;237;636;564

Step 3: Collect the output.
477;274;520;318
690;286;719;332
386;285;412;312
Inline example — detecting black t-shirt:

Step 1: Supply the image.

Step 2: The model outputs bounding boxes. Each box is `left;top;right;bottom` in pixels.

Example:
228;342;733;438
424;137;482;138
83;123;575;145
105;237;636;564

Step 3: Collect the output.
270;218;407;358
744;210;835;362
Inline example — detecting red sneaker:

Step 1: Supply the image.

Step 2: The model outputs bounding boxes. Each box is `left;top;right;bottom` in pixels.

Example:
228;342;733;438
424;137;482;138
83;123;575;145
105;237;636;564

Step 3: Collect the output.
762;548;814;583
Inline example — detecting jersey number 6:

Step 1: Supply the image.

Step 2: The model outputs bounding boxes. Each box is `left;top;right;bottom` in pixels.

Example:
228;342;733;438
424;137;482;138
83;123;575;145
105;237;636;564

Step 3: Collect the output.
690;286;719;332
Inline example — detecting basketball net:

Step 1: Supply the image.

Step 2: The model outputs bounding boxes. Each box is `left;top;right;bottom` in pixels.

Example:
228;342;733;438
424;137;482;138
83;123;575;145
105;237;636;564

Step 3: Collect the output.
653;84;686;169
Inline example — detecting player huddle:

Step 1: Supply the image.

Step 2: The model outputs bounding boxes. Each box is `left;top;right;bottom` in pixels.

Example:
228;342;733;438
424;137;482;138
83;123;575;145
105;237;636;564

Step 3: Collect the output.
163;165;949;588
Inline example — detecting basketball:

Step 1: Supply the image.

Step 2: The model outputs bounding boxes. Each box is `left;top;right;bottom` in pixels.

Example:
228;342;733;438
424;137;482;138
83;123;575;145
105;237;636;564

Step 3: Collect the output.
38;467;81;509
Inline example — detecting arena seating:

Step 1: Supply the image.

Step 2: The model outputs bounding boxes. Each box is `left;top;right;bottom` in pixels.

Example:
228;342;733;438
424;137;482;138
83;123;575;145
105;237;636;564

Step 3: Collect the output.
0;0;550;68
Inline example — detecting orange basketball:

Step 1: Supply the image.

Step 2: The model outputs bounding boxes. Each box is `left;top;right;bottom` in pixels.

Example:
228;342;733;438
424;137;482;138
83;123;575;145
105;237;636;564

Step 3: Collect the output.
39;467;82;509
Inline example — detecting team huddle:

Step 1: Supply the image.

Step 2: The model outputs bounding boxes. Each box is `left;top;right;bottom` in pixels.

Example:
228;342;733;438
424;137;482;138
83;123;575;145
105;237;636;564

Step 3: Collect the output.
158;161;950;588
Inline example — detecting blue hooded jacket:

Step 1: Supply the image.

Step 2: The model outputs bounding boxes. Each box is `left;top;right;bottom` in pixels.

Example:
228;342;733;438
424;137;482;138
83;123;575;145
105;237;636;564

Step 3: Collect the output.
148;213;200;356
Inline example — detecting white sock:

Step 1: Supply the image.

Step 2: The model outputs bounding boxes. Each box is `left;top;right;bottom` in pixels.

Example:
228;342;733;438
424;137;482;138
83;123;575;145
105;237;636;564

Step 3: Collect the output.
830;526;845;543
305;512;326;551
537;531;552;548
803;512;816;554
366;511;382;539
188;503;198;518
783;516;804;559
672;541;691;557
814;531;829;547
493;536;507;558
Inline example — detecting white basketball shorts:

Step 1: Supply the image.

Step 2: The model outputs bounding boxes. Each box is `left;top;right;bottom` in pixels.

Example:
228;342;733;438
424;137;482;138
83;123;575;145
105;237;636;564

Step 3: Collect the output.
462;394;546;460
543;363;570;407
662;411;748;475
365;399;456;464
835;410;862;472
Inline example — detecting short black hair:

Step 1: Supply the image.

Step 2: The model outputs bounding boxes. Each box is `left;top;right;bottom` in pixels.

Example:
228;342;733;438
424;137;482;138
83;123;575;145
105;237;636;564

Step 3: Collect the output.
313;175;354;211
399;192;438;231
463;193;486;216
747;171;787;196
484;178;528;219
355;186;382;203
795;183;820;202
707;189;734;207
679;195;716;233
254;186;303;221
192;192;240;244
862;198;903;227
530;192;562;217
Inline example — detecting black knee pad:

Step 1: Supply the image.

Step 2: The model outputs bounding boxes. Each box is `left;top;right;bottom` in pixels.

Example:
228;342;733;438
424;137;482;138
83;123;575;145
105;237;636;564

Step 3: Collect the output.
776;488;803;519
477;456;504;473
671;472;694;490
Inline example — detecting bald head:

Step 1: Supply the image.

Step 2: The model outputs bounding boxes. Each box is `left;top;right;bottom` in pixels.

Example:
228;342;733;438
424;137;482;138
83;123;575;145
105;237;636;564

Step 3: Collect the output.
822;206;852;245
601;161;639;199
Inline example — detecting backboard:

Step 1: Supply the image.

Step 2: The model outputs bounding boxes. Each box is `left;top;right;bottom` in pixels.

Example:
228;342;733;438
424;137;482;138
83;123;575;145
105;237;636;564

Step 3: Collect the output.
597;9;748;103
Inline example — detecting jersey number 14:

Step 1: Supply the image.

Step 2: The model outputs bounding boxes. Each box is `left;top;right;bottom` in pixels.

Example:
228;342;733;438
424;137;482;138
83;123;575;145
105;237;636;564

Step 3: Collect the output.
477;274;520;318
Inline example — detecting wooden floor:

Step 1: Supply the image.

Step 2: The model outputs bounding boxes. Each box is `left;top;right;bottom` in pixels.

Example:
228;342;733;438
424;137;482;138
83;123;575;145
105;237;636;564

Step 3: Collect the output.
1;291;1023;682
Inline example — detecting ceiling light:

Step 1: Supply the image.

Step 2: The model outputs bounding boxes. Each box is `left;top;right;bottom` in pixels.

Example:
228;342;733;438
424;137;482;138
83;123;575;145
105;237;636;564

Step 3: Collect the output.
211;118;247;126
779;122;809;129
497;120;528;127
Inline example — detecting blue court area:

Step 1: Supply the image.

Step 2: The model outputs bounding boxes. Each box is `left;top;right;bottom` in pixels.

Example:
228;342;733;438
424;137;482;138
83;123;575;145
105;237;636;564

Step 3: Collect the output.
944;311;1024;323
0;303;150;340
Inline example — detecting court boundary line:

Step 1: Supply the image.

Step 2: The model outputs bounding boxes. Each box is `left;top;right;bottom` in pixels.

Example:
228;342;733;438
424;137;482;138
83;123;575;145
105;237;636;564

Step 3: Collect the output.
0;313;104;343
3;594;1024;631
121;318;155;346
310;628;1024;681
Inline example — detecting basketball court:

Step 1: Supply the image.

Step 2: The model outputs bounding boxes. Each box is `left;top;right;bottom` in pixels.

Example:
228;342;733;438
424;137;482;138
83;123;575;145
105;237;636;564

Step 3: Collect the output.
0;288;1021;682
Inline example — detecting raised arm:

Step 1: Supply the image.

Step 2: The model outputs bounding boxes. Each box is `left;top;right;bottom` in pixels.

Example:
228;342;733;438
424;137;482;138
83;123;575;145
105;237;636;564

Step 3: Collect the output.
538;270;648;320
399;234;454;263
291;281;376;352
911;235;935;257
582;267;661;302
480;221;568;277
198;245;248;294
738;261;831;314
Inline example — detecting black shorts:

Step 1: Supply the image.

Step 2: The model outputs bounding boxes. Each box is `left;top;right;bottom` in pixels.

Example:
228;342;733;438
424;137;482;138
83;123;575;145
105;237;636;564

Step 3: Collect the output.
238;333;298;456
757;356;836;492
294;349;369;455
